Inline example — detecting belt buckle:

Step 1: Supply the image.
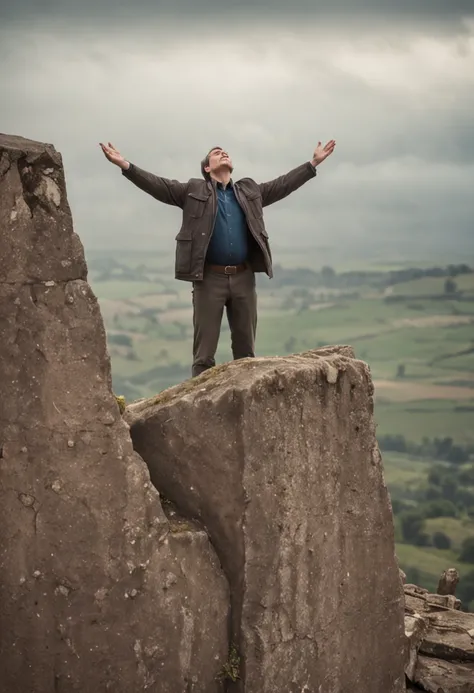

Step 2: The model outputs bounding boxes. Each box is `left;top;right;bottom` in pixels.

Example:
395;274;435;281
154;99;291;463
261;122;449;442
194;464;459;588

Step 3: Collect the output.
224;265;237;275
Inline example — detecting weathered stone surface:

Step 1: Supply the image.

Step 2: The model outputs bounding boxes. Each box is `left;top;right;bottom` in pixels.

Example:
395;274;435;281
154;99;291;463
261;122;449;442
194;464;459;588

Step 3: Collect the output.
404;590;474;662
414;655;474;692
0;134;229;692
405;614;429;680
437;568;460;596
0;133;86;284
404;583;474;692
125;347;406;693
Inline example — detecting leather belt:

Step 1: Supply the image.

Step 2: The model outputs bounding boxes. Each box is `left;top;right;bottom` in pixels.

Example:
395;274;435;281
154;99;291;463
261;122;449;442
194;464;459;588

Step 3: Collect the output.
205;263;247;275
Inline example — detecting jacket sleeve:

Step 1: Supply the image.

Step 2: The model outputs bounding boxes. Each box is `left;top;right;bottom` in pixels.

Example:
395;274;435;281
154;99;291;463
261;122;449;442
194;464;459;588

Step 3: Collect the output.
258;161;317;207
122;163;188;208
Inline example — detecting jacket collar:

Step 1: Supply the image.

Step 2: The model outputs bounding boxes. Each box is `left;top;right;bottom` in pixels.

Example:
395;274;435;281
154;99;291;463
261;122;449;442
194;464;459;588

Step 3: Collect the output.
208;178;234;191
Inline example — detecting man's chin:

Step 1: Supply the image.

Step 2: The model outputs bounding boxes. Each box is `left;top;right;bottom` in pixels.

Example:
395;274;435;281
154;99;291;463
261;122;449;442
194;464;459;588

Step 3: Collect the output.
219;162;233;173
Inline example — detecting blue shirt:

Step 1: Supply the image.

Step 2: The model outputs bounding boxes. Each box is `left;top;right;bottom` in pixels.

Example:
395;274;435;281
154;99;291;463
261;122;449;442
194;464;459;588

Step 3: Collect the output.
205;181;249;265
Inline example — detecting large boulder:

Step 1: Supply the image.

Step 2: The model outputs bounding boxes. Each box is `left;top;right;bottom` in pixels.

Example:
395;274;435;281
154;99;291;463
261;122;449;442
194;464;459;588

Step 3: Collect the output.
413;656;474;692
0;134;229;693
125;347;407;693
404;585;474;692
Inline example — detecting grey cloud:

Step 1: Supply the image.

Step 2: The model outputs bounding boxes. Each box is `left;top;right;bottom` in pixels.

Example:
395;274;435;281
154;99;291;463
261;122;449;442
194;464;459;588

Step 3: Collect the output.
1;0;473;24
1;8;473;260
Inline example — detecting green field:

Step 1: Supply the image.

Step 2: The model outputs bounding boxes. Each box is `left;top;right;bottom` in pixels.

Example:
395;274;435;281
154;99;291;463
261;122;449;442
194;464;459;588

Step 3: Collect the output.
89;252;474;600
395;543;473;593
383;453;431;487
377;400;474;444
391;273;474;296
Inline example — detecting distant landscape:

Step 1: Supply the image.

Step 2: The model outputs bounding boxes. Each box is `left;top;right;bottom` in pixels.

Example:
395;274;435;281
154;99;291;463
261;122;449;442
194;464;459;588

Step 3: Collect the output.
87;247;474;610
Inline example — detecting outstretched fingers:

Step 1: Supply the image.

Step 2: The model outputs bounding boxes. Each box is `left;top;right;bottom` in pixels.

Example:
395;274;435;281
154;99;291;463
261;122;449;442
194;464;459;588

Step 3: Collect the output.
99;142;114;161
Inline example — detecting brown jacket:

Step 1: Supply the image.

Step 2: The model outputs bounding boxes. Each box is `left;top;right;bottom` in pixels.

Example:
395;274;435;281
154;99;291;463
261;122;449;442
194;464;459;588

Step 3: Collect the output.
122;161;317;282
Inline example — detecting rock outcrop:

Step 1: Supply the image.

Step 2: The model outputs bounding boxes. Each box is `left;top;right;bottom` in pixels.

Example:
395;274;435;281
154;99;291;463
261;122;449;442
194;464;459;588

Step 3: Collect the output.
404;583;474;692
3;132;428;693
0;134;229;693
125;348;407;693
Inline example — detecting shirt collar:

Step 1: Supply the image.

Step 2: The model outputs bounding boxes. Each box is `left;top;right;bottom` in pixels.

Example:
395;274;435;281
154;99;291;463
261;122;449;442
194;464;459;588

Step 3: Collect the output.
215;179;233;190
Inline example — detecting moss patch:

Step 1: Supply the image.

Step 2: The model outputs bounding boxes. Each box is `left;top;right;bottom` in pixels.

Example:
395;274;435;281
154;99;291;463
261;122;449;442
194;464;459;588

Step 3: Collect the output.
150;362;237;408
114;394;126;414
219;643;241;682
169;520;193;534
160;496;200;534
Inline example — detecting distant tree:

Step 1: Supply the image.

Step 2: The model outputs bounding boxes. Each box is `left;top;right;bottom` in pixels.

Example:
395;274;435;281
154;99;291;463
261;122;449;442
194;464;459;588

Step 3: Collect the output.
459;537;474;563
459;467;474;485
446;445;469;464
391;499;407;515
400;510;425;543
444;278;457;294
108;333;133;348
396;363;406;378
414;532;431;547
321;265;336;287
433;437;454;459
457;569;474;610
432;532;451;550
456;489;474;510
378;434;407;453
428;467;444;486
422;499;457;519
125;350;139;361
425;485;442;501
440;477;459;502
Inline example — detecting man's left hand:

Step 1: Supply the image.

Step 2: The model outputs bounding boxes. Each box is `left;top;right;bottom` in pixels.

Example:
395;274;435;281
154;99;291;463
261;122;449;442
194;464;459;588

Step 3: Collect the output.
312;140;336;167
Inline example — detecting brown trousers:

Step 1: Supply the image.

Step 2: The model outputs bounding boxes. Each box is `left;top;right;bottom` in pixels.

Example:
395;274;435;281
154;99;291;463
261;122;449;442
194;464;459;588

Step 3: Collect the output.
192;267;257;377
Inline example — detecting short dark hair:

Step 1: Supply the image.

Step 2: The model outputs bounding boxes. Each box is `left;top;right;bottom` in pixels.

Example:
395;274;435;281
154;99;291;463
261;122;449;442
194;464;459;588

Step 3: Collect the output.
201;146;222;180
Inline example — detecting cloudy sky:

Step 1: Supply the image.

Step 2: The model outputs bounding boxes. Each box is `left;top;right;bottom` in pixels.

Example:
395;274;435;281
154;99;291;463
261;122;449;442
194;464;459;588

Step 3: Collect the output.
1;1;473;264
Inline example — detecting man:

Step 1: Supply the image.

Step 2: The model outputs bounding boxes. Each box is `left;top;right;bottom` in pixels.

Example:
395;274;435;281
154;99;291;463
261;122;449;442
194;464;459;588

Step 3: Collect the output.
100;140;336;376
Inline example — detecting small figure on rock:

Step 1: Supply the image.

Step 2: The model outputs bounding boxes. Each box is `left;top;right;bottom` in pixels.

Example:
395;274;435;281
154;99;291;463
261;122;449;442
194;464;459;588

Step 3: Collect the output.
100;139;336;377
437;567;459;596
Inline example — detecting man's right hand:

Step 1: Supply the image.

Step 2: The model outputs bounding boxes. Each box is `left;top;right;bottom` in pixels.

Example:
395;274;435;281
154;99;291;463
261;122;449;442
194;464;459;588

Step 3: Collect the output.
99;142;130;170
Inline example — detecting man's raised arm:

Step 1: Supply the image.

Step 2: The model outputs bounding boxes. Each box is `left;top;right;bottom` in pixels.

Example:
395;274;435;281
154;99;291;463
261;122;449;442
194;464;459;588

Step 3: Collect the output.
258;139;336;208
99;142;188;209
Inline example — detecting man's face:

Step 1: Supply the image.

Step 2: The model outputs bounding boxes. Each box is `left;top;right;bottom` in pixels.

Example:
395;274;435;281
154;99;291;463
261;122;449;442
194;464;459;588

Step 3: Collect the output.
205;147;233;175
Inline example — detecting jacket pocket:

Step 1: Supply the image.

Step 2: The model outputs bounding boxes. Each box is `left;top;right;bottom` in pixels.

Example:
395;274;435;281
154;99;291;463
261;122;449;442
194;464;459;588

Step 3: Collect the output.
187;192;208;218
175;228;193;274
246;191;263;219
